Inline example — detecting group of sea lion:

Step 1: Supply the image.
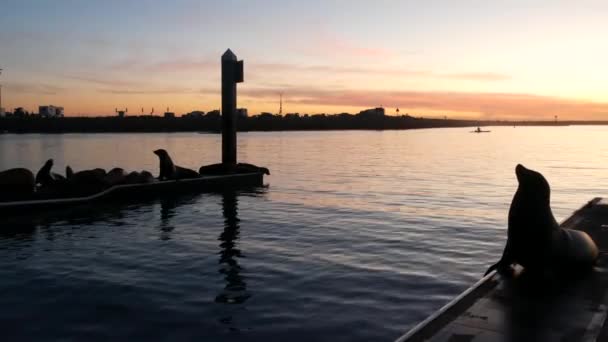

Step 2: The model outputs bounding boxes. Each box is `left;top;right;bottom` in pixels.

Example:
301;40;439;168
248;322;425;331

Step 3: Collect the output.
154;148;270;179
485;164;598;278
0;158;157;201
0;149;270;202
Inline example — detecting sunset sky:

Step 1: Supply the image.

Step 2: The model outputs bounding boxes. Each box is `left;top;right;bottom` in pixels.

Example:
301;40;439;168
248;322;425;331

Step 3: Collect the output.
1;0;608;119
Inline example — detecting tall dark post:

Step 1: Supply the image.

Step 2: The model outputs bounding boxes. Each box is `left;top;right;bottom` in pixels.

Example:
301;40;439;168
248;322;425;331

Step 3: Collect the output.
221;49;244;165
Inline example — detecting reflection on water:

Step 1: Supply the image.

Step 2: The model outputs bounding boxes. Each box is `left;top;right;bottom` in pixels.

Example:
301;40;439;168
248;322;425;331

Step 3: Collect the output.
216;191;250;305
160;198;180;240
0;221;37;241
1;128;608;341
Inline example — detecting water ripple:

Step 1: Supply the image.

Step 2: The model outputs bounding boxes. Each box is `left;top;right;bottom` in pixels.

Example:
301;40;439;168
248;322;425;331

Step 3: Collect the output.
1;127;607;341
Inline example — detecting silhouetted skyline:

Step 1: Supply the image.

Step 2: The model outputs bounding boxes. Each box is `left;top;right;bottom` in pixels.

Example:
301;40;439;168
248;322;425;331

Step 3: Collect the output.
2;1;608;120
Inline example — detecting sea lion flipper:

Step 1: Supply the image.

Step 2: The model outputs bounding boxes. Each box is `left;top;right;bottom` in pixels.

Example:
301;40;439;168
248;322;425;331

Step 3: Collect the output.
485;239;514;276
484;259;514;277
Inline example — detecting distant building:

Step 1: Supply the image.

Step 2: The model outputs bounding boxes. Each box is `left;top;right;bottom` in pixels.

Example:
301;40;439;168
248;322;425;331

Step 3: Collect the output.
182;110;205;118
39;105;64;118
0;108;5;117
13;107;28;117
206;110;221;118
236;108;248;118
357;107;385;117
164;111;175;118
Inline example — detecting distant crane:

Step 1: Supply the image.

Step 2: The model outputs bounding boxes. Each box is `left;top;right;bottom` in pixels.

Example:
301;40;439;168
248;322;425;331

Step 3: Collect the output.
115;107;128;118
279;92;283;115
150;108;155;115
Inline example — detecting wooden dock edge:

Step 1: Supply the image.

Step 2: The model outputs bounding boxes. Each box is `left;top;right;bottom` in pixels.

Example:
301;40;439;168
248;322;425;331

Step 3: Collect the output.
395;271;499;342
394;197;604;342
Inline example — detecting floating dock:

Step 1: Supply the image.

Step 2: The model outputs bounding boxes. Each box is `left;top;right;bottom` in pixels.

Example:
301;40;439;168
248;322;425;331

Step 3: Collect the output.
396;197;608;342
0;172;264;214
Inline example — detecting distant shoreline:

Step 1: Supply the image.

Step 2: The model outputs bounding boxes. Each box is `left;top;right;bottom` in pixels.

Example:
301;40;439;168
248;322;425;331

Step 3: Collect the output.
0;115;604;134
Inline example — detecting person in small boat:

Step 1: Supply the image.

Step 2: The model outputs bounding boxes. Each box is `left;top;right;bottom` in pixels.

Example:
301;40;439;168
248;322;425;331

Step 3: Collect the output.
476;127;482;133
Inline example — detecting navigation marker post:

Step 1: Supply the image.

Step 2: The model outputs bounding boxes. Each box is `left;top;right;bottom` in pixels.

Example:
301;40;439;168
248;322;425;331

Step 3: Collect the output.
221;49;244;166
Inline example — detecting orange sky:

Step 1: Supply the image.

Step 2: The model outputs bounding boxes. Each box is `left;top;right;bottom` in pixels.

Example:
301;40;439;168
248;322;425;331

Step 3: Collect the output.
2;1;608;120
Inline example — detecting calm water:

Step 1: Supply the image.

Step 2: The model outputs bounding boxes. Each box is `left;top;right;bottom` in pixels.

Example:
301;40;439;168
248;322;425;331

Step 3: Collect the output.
1;127;608;341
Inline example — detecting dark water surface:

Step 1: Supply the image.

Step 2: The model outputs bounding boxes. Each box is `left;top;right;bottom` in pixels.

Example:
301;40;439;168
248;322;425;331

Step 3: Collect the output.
1;127;607;341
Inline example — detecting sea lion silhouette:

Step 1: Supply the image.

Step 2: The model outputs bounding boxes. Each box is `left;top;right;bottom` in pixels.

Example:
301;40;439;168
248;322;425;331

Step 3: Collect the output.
35;159;65;187
485;164;598;276
103;168;127;186
125;170;155;184
63;167;107;196
198;162;270;175
0;168;35;201
153;149;199;180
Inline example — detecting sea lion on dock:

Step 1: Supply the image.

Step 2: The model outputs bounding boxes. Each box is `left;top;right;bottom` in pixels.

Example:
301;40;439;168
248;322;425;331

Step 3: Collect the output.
35;159;65;187
139;170;155;183
198;162;270;175
485;164;598;276
125;171;141;184
125;170;156;184
237;163;270;175
103;168;127;186
63;166;107;196
153;149;200;180
0;168;35;201
198;163;228;175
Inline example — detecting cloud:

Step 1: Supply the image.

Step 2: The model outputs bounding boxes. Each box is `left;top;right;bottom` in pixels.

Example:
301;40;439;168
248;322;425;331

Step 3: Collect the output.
97;87;201;95
101;56;508;82
252;63;428;77
251;63;509;81
439;72;510;81
312;35;395;59
107;58;216;73
5;82;65;95
238;87;608;120
144;60;215;72
66;74;142;87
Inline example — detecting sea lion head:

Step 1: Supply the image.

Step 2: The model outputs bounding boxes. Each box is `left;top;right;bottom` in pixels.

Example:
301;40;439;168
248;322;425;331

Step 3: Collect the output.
514;164;551;208
153;149;169;158
66;165;74;179
36;159;55;185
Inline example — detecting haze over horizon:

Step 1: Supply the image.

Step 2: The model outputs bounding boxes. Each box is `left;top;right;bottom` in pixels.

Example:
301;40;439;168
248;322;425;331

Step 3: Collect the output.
1;0;608;120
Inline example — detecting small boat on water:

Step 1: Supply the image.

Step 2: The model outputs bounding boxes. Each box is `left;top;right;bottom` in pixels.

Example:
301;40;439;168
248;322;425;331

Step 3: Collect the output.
0;172;265;214
470;127;491;133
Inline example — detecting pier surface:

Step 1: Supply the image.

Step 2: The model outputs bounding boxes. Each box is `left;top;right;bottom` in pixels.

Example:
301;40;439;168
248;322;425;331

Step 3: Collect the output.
396;197;608;342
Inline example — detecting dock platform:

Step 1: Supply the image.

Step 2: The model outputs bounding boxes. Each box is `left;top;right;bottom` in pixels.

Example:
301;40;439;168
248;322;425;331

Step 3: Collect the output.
0;172;265;215
396;197;608;342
